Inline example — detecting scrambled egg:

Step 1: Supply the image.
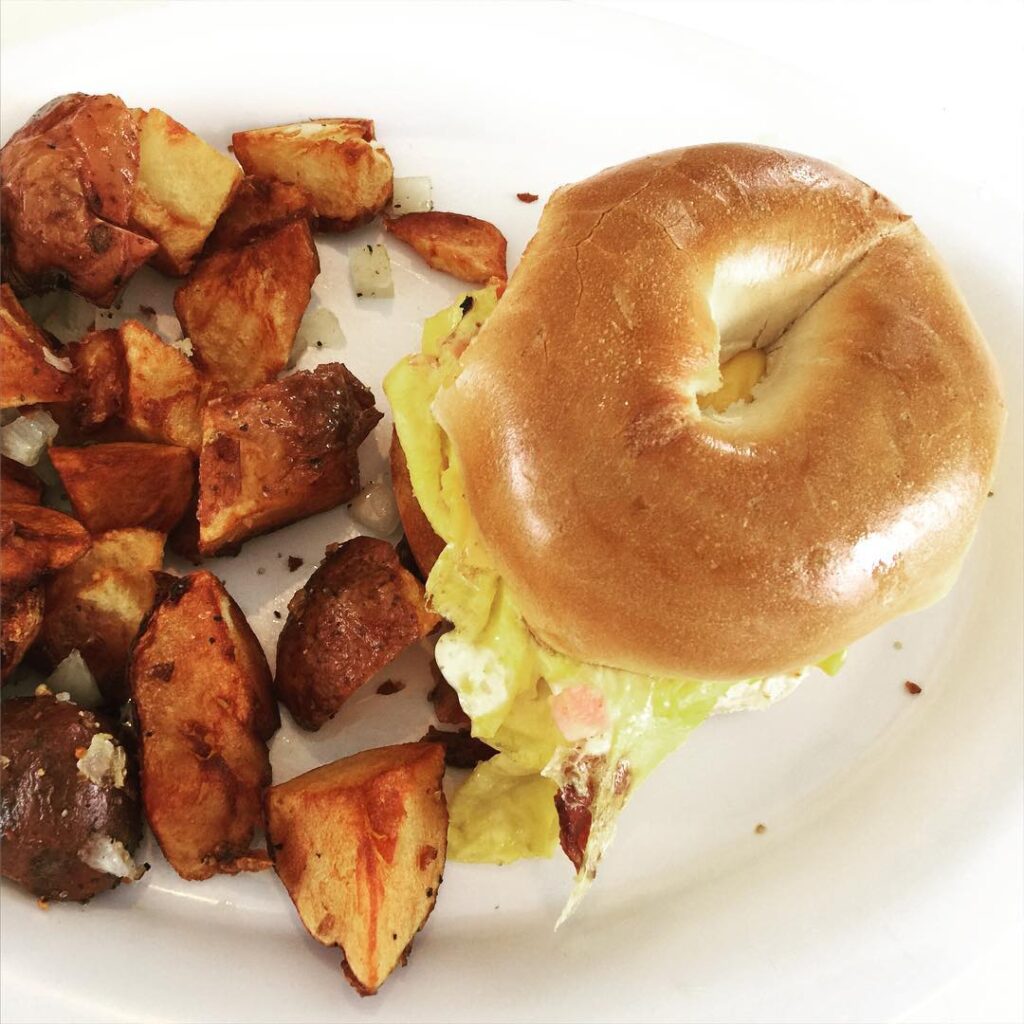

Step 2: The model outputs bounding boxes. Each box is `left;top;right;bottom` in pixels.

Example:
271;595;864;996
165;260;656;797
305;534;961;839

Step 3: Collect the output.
384;290;844;918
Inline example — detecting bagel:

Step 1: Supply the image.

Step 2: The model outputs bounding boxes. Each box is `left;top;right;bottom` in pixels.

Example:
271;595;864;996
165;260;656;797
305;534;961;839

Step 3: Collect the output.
433;143;1004;680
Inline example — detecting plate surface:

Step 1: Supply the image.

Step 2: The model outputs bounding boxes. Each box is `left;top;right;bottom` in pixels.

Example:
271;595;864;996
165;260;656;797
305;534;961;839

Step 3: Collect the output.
1;4;1021;1022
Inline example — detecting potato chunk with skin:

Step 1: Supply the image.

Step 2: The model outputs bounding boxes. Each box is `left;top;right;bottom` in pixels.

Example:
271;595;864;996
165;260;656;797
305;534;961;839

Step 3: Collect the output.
174;220;320;393
389;428;444;578
67;328;126;433
41;528;164;703
197;363;381;556
50;442;194;534
275;537;440;730
232;119;393;231
1;503;91;597
1;457;43;505
384;212;508;285
129;571;279;880
204;175;314;252
265;743;447;996
1;585;44;683
130;107;243;276
0;284;71;409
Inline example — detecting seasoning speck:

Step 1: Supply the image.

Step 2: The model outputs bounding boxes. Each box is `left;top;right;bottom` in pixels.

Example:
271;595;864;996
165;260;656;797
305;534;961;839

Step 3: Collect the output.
517;192;539;203
287;556;304;572
256;567;266;576
273;610;282;620
893;640;903;650
905;681;923;695
754;823;767;834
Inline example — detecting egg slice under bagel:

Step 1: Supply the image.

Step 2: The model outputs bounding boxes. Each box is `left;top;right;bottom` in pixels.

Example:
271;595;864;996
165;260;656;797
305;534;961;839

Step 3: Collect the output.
385;143;1003;918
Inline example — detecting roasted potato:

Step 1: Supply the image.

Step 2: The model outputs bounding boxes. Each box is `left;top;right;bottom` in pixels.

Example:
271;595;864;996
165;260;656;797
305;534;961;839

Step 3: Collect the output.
1;457;43;505
384;212;507;285
0;94;157;305
174;220;320;393
130;107;242;276
1;585;44;682
0;694;143;901
389;428;445;578
129;571;279;880
40;528;164;703
1;502;91;597
265;743;447;996
67;328;126;432
197;363;381;555
275;537;440;730
0;284;72;408
50;442;194;534
231;119;393;231
204;175;314;252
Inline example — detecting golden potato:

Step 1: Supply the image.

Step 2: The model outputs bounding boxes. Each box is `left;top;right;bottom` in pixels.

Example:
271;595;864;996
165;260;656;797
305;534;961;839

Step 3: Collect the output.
129;570;279;880
204;175;314;252
174;220;320;393
0;94;157;305
0;284;72;409
40;528;164;702
231;119;392;231
197;363;381;556
1;503;90;596
384;212;507;285
265;743;447;996
130;107;243;276
389;428;444;578
50;442;194;534
1;457;43;505
1;585;44;683
274;537;440;730
67;328;126;433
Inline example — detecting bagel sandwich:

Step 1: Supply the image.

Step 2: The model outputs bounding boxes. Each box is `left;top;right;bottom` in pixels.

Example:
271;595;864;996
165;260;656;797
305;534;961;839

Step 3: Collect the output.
384;144;1004;917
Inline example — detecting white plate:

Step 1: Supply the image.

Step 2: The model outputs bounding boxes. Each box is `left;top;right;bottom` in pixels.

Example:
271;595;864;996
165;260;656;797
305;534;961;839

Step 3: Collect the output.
1;4;1021;1022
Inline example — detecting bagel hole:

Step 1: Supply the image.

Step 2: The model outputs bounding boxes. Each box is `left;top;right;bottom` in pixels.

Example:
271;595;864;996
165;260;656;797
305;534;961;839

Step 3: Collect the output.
698;347;767;414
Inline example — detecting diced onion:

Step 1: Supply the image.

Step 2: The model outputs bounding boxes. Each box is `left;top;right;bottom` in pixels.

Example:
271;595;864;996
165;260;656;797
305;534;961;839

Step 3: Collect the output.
350;244;394;299
1;410;59;467
349;478;400;535
41;346;72;373
76;732;127;789
389;177;433;215
78;834;144;881
290;306;345;366
47;650;103;709
172;337;194;358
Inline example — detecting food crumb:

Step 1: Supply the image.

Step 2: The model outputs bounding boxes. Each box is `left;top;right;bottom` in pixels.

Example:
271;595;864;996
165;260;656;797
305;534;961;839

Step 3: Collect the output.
754;823;767;834
516;192;539;203
138;304;156;316
35;768;46;778
36;898;49;911
256;567;266;576
273;610;282;620
376;679;405;696
905;681;923;695
893;640;903;650
988;491;994;497
287;556;304;572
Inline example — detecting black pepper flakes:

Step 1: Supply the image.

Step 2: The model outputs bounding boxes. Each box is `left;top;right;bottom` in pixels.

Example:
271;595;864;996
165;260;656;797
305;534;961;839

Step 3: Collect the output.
287;556;304;572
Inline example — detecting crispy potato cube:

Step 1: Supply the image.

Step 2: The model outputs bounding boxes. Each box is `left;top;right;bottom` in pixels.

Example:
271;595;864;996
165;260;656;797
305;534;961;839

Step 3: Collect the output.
275;537;440;730
205;175;314;252
40;528;164;702
130;108;243;276
389;428;444;578
231;119;393;231
265;743;447;996
197;363;381;555
68;328;126;432
1;585;44;682
384;212;507;285
174;220;320;393
0;94;158;305
0;284;72;408
349;243;394;299
50;442;194;534
119;319;204;451
129;570;279;880
1;457;43;505
1;503;90;596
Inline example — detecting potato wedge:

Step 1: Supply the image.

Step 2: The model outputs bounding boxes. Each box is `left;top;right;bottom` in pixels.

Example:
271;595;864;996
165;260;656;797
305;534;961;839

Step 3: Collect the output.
265;743;447;996
50;442;194;534
174;220;320;393
275;537;440;730
205;175;314;252
1;503;90;596
41;528;164;703
197;363;381;556
231;119;393;231
1;585;44;683
0;93;157;305
383;212;507;285
389;428;444;578
1;457;43;505
129;570;279;880
130;108;243;277
0;284;72;409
